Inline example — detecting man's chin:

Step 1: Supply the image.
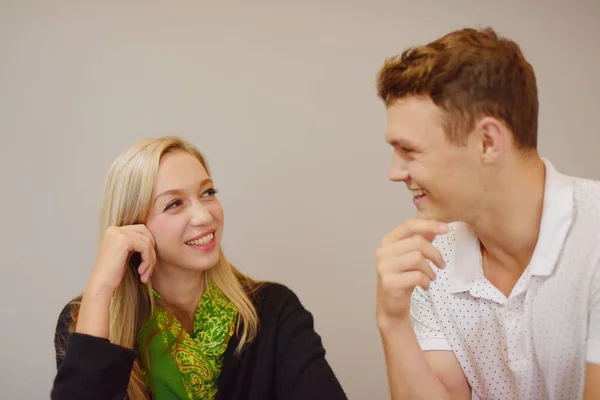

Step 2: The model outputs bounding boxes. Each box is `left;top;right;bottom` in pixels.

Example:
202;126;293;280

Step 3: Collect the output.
415;209;435;220
415;210;452;223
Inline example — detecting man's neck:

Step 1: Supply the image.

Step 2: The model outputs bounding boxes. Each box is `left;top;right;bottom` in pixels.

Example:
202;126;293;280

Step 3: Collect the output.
469;155;546;294
151;267;206;318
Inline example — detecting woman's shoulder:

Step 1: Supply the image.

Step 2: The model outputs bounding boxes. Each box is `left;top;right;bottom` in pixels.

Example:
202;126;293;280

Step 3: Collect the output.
247;281;307;316
250;281;297;302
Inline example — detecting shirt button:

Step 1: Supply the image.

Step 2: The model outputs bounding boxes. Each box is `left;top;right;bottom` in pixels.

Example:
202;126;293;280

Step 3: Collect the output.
506;310;515;320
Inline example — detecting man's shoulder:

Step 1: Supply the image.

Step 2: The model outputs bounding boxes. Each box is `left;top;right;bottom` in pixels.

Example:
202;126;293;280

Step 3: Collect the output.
566;176;600;232
571;176;600;207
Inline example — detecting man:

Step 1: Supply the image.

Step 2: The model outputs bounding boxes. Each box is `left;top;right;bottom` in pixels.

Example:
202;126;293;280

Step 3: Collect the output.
374;27;600;399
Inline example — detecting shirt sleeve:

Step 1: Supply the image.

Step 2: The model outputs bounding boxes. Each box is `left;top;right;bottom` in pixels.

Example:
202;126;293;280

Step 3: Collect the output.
51;302;139;400
410;287;452;351
586;264;600;364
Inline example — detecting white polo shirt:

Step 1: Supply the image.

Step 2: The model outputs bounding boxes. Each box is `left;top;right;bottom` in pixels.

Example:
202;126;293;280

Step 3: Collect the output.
410;159;600;400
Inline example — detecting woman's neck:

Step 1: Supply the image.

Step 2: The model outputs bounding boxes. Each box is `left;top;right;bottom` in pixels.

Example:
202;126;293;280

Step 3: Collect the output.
151;267;206;319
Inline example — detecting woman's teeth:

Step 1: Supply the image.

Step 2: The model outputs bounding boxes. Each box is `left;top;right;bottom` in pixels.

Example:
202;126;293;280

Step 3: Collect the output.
186;233;214;246
412;189;427;198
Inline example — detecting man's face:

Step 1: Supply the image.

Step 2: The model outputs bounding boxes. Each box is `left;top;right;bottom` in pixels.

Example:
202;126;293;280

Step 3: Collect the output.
384;96;485;223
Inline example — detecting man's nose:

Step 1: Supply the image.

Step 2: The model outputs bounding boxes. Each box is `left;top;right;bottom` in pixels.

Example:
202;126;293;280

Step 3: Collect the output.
388;153;409;182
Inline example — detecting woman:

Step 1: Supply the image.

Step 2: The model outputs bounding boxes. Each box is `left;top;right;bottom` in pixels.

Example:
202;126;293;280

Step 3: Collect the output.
51;136;347;400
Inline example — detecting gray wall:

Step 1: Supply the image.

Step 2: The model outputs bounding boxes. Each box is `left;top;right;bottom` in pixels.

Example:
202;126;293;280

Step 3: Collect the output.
0;1;598;398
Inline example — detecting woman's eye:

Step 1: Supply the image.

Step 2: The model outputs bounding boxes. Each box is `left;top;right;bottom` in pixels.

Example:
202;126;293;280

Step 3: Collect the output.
202;188;219;197
164;200;182;211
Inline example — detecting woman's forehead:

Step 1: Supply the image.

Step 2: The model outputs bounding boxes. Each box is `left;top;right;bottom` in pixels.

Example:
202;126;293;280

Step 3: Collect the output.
154;151;210;193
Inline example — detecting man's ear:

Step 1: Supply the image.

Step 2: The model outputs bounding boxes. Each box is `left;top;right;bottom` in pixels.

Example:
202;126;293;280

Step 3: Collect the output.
476;116;506;164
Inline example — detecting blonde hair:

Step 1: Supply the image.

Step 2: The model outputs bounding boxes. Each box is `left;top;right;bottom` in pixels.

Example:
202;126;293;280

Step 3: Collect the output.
67;136;261;400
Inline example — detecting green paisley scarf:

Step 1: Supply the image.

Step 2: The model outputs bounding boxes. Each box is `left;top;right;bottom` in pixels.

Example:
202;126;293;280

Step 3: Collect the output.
138;282;238;399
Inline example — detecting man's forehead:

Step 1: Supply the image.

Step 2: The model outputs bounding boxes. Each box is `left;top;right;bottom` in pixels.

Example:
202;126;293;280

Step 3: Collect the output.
384;118;415;144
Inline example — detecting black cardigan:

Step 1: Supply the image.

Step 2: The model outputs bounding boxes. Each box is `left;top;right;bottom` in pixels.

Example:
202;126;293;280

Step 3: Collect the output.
51;282;347;400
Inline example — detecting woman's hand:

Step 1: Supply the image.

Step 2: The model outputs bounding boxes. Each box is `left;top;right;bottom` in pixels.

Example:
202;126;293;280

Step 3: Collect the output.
75;225;156;338
87;225;157;295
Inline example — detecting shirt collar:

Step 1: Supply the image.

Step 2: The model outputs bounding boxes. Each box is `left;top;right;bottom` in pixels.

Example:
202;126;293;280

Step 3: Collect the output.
528;158;574;277
447;223;483;294
447;158;574;294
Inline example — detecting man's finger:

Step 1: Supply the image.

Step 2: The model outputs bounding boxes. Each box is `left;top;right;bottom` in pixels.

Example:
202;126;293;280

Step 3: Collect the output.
380;235;446;270
381;218;448;246
414;237;446;270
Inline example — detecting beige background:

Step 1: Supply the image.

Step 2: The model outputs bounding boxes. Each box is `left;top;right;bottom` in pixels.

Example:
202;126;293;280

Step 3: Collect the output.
1;1;599;399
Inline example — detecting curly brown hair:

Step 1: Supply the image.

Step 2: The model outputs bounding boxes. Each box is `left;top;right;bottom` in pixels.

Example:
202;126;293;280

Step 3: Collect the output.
376;27;539;150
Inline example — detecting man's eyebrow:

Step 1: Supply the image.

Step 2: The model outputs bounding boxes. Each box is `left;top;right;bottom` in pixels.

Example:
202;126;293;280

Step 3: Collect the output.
387;137;418;149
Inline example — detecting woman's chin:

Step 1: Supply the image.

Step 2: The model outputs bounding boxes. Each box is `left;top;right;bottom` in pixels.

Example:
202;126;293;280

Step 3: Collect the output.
158;246;221;275
188;253;221;272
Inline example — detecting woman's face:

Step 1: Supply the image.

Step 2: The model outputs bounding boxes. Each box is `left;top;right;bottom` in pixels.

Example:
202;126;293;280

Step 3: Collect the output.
145;150;224;274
